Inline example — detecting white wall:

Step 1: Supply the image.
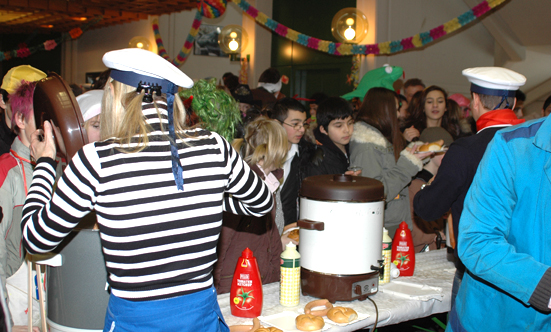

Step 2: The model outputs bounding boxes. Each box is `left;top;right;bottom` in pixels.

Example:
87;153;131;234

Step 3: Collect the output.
63;1;272;87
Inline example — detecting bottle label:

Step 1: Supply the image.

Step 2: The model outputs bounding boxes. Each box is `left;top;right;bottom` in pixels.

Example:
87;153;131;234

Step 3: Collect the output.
237;273;253;287
280;257;300;268
280;266;300;306
393;253;412;270
232;286;257;311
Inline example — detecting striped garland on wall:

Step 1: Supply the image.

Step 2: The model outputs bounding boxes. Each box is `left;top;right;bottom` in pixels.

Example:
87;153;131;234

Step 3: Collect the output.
232;0;507;56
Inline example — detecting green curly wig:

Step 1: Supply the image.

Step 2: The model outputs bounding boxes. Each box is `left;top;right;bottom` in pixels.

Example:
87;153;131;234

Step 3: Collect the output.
179;78;242;142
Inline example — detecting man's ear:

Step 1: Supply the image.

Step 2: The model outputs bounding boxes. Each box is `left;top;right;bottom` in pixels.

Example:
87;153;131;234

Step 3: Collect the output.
319;125;328;135
13;112;26;131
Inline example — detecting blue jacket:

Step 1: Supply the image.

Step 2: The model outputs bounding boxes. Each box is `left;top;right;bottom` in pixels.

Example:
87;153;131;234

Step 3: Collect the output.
449;116;551;331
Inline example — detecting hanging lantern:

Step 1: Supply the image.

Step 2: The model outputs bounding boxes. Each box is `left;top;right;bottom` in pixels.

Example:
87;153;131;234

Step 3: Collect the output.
128;36;151;51
218;25;248;54
331;8;368;44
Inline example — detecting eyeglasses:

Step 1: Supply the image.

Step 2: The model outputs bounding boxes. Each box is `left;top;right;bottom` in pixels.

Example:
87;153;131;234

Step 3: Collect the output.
281;121;309;130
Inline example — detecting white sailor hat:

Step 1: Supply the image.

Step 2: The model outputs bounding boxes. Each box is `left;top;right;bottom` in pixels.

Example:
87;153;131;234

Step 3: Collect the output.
462;67;526;98
76;90;103;122
102;48;193;93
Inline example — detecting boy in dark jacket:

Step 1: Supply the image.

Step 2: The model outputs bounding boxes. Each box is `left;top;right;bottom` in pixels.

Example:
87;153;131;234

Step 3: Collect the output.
305;97;357;177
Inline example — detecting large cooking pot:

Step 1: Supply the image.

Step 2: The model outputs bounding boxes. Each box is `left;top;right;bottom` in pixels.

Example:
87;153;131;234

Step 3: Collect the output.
298;174;385;275
47;217;109;332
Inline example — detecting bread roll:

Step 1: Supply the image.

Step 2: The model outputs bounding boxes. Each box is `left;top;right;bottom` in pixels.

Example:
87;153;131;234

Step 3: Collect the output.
255;327;282;332
295;314;325;331
304;299;333;316
418;139;444;152
327;306;358;324
287;229;299;242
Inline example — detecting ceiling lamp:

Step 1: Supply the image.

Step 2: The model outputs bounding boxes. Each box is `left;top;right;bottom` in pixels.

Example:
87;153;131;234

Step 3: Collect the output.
128;36;151;51
331;8;368;43
218;25;248;56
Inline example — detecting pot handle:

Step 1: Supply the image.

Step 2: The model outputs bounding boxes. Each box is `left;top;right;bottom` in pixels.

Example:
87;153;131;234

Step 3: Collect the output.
297;219;325;231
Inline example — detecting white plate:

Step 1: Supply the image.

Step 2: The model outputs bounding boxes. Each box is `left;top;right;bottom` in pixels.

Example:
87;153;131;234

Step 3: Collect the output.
297;307;370;328
414;148;447;154
258;311;330;332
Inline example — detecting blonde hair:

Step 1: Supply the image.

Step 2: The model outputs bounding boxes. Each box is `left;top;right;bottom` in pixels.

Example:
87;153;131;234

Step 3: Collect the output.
101;79;187;152
232;116;288;171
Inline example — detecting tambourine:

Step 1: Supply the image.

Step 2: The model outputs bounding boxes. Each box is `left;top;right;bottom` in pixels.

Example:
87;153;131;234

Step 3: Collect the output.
33;72;88;163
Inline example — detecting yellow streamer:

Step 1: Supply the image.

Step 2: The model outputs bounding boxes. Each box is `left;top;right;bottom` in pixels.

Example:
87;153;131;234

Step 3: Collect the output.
337;43;353;55
412;34;423;48
488;0;506;8
256;12;269;25
286;28;299;42
318;40;330;52
443;18;461;34
378;41;391;54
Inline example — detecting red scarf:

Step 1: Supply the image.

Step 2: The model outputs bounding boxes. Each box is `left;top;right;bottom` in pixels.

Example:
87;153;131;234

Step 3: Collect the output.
476;109;525;132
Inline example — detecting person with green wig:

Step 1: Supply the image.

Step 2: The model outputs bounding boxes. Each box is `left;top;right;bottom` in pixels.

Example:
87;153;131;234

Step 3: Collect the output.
179;78;242;142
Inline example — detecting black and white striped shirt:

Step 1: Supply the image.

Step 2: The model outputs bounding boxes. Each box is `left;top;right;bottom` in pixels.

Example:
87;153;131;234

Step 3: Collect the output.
21;102;273;301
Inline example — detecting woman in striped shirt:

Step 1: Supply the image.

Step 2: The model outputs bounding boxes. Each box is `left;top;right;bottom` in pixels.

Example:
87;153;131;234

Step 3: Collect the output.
21;49;273;332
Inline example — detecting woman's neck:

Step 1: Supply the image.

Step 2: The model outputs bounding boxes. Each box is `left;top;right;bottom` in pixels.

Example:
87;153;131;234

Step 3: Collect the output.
426;118;442;128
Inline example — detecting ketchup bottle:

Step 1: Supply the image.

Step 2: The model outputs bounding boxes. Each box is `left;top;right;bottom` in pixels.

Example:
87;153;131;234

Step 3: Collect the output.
230;248;263;317
391;221;415;276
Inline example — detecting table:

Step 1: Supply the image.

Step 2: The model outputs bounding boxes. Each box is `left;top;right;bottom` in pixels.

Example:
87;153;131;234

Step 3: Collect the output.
218;249;455;331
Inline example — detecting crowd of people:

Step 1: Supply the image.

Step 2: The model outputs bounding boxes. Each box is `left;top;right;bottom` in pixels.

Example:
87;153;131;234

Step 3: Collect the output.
0;48;550;331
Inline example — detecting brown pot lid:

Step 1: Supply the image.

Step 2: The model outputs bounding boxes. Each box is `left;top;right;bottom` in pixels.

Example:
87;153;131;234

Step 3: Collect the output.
33;72;88;163
300;174;384;202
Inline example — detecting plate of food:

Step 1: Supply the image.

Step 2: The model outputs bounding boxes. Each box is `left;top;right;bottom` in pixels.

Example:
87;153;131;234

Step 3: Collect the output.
414;140;448;154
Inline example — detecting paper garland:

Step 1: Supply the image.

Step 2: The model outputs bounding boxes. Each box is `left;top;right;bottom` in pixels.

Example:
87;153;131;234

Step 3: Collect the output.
0;16;103;62
231;0;507;55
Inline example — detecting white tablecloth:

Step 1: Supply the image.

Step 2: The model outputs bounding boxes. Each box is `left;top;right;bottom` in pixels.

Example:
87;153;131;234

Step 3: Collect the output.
218;249;455;331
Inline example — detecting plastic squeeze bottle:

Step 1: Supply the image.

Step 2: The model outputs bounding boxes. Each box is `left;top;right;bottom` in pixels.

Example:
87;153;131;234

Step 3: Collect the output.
230;248;263;317
280;242;301;306
391;221;415;276
380;227;393;284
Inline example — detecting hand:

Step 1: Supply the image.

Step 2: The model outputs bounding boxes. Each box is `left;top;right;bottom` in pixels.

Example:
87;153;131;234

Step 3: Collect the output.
281;231;299;250
52;122;67;158
30;120;57;161
403;126;420;142
344;169;362;176
406;143;433;161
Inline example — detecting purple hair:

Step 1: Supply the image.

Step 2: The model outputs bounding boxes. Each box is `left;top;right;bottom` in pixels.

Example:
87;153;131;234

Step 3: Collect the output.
10;80;37;122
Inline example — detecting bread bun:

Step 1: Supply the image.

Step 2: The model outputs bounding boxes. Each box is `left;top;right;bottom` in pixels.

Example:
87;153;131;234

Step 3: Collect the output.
418;139;444;152
295;314;325;331
255;327;282;332
287;229;299;242
304;299;333;316
327;307;358;324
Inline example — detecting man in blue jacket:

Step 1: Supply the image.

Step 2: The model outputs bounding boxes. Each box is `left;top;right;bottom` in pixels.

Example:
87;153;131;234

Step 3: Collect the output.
450;103;551;330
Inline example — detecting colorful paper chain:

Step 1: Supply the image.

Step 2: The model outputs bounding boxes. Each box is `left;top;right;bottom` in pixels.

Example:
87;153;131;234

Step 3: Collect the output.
154;0;227;66
153;11;204;66
0;16;103;62
232;0;507;55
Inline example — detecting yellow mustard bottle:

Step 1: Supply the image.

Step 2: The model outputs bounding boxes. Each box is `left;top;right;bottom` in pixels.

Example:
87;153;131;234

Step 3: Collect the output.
280;242;301;306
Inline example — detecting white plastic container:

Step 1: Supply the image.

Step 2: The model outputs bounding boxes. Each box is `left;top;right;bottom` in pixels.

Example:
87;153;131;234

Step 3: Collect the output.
381;227;392;284
279;243;301;306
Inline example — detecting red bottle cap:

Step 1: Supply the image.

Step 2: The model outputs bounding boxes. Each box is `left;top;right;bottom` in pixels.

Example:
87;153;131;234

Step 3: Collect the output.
242;247;253;258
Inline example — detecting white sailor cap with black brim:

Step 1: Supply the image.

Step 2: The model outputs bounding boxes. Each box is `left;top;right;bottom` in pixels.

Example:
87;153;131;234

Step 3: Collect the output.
462;67;526;110
102;48;194;191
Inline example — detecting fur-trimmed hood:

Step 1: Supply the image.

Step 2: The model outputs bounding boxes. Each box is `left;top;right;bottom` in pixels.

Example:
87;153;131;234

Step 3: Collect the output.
351;121;423;171
351;121;389;148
